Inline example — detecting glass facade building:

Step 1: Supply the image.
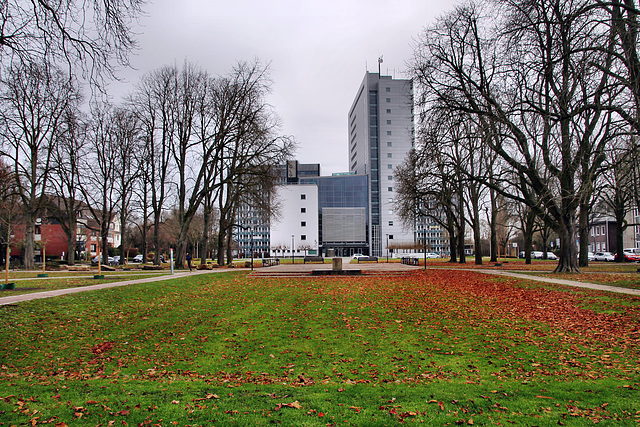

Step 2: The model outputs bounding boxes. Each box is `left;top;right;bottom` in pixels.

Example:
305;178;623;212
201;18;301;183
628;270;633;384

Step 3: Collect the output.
300;174;369;256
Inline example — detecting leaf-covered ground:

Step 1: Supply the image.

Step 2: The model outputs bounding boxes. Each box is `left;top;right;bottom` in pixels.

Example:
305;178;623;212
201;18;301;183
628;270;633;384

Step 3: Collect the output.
0;270;638;426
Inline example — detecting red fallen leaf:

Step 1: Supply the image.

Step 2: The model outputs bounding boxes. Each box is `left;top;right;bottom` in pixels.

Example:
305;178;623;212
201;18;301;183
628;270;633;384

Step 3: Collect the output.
438;401;445;411
86;400;99;404
349;406;361;413
275;401;302;411
536;395;553;399
338;387;345;392
118;410;130;416
318;412;324;417
55;423;68;427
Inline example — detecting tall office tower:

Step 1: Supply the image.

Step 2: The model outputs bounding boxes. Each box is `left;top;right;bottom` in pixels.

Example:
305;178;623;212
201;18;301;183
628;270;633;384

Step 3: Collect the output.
348;72;414;256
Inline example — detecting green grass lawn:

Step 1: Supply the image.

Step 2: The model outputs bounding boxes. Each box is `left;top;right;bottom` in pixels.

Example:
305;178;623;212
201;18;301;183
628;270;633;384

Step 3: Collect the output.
0;270;638;426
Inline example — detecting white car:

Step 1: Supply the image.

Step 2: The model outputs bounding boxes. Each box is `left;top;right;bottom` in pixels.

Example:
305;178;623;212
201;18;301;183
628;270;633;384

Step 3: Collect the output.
92;255;114;265
425;252;440;258
594;251;615;262
133;254;144;263
352;253;366;259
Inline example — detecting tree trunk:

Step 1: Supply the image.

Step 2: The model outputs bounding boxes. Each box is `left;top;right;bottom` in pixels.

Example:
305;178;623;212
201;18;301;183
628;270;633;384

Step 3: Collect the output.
447;212;457;263
24;218;35;270
216;218;226;266
555;213;580;273
578;203;591;268
66;231;76;266
470;192;483;265
523;210;536;265
489;189;498;263
200;205;211;265
153;214;161;265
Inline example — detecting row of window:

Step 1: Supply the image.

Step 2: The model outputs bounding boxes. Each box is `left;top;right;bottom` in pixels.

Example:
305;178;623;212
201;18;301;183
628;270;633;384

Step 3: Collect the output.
591;225;607;236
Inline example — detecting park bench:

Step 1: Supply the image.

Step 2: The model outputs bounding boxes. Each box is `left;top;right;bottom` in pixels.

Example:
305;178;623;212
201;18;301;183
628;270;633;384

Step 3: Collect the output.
303;256;324;264
356;256;378;263
401;257;419;266
261;258;280;267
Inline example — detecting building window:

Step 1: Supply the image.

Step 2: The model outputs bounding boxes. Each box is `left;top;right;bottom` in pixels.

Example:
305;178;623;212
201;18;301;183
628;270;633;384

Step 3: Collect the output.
386;98;391;103
301;207;306;213
387;153;392;158
388;187;393;191
389;221;394;226
91;244;96;252
601;225;605;235
387;131;392;135
386;109;391;114
596;227;600;236
387;164;393;169
389;235;394;239
591;228;594;236
389;210;393;215
386;87;391;92
388;175;393;180
386;120;391;125
389;198;393;202
301;235;307;241
301;194;306;200
387;141;392;147
301;221;306;227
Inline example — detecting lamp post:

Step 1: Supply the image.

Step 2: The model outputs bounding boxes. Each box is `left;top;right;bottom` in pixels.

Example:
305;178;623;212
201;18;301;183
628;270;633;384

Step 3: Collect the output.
291;234;295;264
250;225;254;271
386;234;389;263
423;234;427;270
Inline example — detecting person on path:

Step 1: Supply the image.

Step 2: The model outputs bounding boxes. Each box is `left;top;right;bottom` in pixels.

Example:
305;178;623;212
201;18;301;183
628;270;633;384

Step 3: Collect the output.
186;253;192;272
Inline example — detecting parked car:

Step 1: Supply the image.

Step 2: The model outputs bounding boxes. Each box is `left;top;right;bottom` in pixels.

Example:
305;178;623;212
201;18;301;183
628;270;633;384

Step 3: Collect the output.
110;256;120;265
92;255;114;265
530;251;557;260
352;253;366;259
618;248;640;262
586;252;595;261
132;254;144;263
593;251;615;262
425;252;440;258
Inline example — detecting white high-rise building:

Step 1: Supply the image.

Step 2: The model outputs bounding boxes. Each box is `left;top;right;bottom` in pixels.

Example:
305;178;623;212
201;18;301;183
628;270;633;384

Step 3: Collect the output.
348;72;414;256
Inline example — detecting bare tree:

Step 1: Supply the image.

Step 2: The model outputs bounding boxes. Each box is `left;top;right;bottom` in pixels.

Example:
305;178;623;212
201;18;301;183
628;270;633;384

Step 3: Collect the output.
0;0;144;87
411;0;617;272
0;158;20;267
130;67;176;265
112;107;141;264
49;106;87;265
0;62;78;269
81;103;123;264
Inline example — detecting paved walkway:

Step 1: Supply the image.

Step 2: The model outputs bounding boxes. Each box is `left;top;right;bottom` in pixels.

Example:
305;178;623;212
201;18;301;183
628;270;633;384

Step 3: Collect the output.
474;269;640;296
1;261;639;306
0;269;223;306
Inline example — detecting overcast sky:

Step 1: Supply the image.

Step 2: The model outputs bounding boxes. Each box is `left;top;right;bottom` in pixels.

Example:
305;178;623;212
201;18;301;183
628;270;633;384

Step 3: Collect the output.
111;0;459;175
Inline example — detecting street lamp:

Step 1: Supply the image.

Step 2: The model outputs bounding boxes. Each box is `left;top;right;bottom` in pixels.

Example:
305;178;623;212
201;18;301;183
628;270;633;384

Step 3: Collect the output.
386;234;389;263
250;225;254;271
291;234;295;264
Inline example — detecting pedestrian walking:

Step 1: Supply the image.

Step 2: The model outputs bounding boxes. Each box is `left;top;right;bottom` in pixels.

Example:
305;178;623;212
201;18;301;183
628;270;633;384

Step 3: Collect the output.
186;253;192;272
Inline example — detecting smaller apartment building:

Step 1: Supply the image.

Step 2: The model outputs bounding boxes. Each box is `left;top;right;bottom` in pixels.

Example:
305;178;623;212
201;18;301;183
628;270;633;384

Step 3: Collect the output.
269;184;320;257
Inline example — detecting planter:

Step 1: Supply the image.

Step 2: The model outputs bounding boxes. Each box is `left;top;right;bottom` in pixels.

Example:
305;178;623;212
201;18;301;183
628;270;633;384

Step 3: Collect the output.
1;283;15;290
93;275;105;279
37;273;49;277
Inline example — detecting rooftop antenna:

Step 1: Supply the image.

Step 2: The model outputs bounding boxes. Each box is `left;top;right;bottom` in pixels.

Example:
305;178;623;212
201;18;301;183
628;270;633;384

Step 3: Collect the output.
378;56;383;77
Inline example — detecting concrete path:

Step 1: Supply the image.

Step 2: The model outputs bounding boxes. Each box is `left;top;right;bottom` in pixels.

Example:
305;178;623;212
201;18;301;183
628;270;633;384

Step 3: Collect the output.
474;269;640;296
0;269;225;306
